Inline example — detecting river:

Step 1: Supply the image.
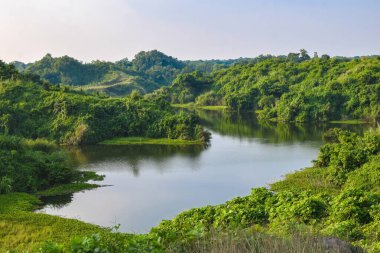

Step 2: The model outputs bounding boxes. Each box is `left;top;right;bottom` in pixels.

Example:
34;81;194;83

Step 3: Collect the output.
38;110;368;233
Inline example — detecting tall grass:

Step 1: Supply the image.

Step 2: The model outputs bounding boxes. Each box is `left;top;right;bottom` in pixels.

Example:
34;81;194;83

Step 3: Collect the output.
166;230;362;253
270;167;340;194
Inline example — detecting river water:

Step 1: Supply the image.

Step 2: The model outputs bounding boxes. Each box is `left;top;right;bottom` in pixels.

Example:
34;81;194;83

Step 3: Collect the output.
38;110;368;233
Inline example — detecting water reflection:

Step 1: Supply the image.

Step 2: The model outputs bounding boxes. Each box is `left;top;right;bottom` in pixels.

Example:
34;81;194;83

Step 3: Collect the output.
195;109;370;142
39;194;73;208
68;144;207;176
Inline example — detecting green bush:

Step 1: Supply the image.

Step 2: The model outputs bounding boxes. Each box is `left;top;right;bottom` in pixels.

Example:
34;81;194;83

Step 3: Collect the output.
0;80;207;145
267;191;330;225
328;189;380;225
0;135;76;193
0;176;13;194
315;128;380;185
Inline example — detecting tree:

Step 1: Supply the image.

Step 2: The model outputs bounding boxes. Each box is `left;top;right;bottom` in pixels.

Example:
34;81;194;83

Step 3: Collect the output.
300;49;311;61
0;176;12;194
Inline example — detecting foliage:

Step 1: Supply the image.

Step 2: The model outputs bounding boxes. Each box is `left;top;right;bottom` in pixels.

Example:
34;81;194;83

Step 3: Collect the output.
20;51;185;96
0;193;41;213
131;50;184;85
163;51;380;122
0;60;41;84
149;128;380;252
0;211;109;252
0;135;80;192
315;128;380;185
0;76;207;145
165;229;362;253
267;191;330;225
0;193;162;253
2;128;378;251
24;54;111;86
100;137;205;145
344;154;380;194
36;183;101;197
19;52;246;98
0;176;13;194
3;51;380;252
12;51;380;122
270;167;339;194
163;71;213;104
33;233;163;253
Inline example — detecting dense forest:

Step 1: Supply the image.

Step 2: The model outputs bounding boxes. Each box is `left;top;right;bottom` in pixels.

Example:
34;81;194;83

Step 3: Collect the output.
154;50;380;123
13;51;240;97
15;50;379;124
0;60;208;145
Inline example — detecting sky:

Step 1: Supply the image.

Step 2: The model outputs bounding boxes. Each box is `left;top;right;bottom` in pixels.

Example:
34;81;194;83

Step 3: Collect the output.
1;0;379;63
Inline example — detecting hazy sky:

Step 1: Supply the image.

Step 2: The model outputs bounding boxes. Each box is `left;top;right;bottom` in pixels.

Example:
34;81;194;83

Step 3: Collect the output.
1;0;379;63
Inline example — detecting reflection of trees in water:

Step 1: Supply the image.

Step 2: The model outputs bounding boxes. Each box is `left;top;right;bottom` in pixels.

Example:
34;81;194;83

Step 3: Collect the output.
39;194;73;209
195;110;371;144
67;144;207;174
65;110;370;174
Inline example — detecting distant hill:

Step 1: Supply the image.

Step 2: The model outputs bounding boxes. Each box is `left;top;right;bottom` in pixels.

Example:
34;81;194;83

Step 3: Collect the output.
154;51;380;122
10;61;28;72
12;51;243;97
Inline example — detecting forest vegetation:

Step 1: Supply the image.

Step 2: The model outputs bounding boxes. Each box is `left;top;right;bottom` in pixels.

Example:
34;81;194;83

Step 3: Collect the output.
153;51;380;123
14;49;379;123
1;128;379;252
1;50;379;252
1;60;209;146
0;59;210;251
13;51;240;97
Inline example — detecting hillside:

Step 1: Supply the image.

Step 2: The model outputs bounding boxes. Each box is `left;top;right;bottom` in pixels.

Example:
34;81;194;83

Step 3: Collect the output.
159;51;380;123
12;51;244;97
17;51;179;96
0;60;208;145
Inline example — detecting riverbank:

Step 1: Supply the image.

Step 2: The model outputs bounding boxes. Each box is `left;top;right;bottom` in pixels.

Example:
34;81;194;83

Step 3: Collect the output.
0;193;106;251
329;120;368;124
0;193;357;253
0;171;109;251
100;137;204;145
149;128;380;252
2;128;378;252
172;103;229;111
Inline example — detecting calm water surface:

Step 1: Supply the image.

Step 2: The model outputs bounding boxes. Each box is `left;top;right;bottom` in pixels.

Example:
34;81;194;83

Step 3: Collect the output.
38;111;368;232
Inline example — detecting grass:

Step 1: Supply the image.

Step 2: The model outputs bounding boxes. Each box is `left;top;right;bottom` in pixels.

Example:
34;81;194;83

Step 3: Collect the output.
171;103;229;111
0;193;110;252
77;170;105;182
100;137;204;145
198;105;229;111
329;120;367;124
0;173;110;252
35;170;106;197
0;166;359;252
171;103;195;108
270;167;340;194
166;229;360;253
0;193;41;213
0;212;109;252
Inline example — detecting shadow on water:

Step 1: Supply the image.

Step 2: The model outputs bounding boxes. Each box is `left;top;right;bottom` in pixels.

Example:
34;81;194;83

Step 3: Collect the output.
66;143;208;175
193;109;372;144
39;194;74;209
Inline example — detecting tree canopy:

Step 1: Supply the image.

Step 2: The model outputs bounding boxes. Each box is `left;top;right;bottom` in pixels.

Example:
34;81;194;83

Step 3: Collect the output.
161;51;380;122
